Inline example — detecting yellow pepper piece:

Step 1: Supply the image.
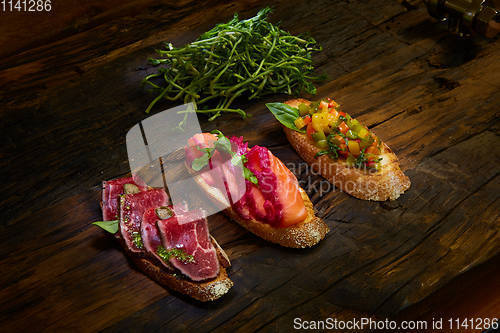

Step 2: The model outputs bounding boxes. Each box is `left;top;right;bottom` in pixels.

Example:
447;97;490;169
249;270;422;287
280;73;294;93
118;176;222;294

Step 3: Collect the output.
348;140;360;156
312;113;333;132
294;117;306;129
312;113;324;132
325;113;337;127
358;127;369;139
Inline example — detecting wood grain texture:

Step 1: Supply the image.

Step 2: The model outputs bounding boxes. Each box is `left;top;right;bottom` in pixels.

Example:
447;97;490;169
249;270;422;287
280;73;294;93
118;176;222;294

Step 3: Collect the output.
1;0;498;331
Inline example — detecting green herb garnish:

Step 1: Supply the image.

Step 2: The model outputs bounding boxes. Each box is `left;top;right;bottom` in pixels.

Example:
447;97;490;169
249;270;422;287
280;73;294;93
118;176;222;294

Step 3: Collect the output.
92;220;119;234
191;146;214;171
354;149;367;168
143;7;322;119
132;232;144;249
243;160;258;185
314;151;330;158
265;102;306;133
191;130;258;185
157;246;195;263
354;149;382;169
315;134;341;159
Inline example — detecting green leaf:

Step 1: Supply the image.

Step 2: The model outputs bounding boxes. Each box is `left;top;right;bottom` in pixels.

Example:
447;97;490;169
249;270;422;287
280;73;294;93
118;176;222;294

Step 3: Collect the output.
230;153;243;166
355;149;368;168
265;103;305;133
214;135;233;154
191;150;211;171
191;129;259;185
191;131;233;172
92;220;119;234
244;167;258;185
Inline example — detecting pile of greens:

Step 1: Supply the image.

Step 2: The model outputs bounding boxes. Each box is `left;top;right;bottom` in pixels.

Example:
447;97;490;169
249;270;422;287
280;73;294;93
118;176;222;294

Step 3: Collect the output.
143;7;322;120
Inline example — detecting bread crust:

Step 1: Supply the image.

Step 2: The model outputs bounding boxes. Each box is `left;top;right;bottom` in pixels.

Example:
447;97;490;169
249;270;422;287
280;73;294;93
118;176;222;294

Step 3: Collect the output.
130;256;233;302
284;98;411;201
224;188;329;248
118;235;233;302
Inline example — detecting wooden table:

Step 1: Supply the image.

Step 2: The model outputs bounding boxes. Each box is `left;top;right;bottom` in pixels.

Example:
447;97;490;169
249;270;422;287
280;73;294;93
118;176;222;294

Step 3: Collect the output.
1;0;498;331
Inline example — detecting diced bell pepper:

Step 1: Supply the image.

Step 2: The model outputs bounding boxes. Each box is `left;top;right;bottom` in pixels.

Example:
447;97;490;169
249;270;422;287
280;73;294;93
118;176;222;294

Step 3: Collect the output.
316;139;328;149
312;113;332;132
338;121;349;134
294;117;306;129
328;100;339;108
306;122;315;140
298;103;310;116
319;101;329;112
349;119;363;133
346;130;357;140
348;140;361;156
366;145;380;155
358;127;369;139
303;115;311;125
312;131;326;142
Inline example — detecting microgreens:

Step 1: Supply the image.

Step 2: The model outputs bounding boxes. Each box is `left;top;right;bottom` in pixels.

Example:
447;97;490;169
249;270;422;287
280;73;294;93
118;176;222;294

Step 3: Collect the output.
191;130;258;185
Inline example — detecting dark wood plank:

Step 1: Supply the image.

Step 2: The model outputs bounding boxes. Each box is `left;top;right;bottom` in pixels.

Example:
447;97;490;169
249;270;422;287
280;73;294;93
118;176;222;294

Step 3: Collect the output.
397;253;500;332
1;0;498;331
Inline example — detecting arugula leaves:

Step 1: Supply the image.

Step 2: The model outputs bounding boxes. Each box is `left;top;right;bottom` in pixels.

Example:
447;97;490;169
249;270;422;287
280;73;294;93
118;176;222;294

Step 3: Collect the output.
190;130;258;185
191;130;233;171
157;246;195;263
92;220;119;234
191;147;213;171
265;103;306;133
92;220;144;249
243;162;258;185
232;153;258;185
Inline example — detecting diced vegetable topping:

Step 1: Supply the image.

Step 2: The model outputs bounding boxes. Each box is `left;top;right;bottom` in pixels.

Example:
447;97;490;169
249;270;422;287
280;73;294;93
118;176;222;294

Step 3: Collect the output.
292;98;383;170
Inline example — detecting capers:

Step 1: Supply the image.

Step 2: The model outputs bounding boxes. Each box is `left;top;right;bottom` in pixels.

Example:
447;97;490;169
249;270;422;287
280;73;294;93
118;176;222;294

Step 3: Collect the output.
123;183;140;194
156;206;174;219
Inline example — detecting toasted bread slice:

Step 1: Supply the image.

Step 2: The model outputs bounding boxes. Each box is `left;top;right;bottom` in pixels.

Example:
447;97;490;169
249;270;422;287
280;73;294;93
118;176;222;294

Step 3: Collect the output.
284;98;410;201
188;170;329;248
120;235;233;302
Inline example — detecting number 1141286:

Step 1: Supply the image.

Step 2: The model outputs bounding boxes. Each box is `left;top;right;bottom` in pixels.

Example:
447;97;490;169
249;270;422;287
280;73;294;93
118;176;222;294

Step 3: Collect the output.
1;0;51;12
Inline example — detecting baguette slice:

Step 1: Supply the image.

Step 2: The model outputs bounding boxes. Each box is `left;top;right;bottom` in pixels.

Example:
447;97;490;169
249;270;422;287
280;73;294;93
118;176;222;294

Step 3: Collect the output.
188;170;329;248
119;234;233;302
284;98;410;201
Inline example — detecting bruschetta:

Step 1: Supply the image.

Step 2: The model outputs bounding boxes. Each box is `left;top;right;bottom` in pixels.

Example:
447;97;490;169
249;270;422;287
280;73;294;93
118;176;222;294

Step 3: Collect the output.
184;131;329;248
95;177;233;302
266;98;410;201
